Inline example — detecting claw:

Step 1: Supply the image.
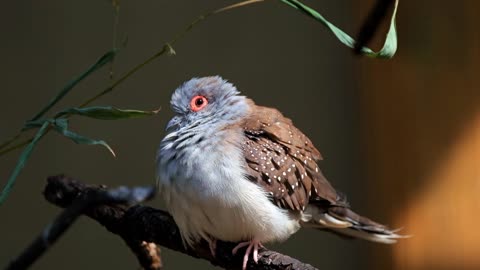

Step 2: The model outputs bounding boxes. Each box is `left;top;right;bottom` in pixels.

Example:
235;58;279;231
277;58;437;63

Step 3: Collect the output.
208;239;217;257
232;239;263;270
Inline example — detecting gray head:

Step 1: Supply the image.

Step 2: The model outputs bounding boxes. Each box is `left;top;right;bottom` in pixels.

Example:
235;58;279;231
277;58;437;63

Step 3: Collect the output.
166;76;248;132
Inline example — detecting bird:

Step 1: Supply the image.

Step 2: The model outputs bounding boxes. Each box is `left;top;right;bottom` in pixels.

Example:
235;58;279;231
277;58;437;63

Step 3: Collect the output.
156;76;405;270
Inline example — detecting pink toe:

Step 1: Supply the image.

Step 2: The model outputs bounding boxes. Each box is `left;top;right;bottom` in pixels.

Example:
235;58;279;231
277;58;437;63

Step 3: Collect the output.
232;242;249;255
242;244;253;270
253;247;258;263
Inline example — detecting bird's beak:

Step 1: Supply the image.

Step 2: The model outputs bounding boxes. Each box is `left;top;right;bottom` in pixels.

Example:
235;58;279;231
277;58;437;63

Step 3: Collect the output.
166;116;181;132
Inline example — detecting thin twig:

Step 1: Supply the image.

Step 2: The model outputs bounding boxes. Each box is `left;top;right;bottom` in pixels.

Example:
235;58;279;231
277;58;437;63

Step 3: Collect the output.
0;138;32;156
0;133;21;151
110;0;120;79
0;0;266;157
79;0;266;109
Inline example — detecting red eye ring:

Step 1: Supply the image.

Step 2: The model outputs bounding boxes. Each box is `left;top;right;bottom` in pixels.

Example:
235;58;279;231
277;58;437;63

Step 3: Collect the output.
190;95;208;112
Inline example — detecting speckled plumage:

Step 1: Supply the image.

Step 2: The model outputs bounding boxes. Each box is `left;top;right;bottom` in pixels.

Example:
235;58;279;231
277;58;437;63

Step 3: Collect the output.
156;76;405;258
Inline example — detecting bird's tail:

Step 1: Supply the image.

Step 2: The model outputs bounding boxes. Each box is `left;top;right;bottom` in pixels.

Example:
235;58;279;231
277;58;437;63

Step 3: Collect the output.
302;203;409;244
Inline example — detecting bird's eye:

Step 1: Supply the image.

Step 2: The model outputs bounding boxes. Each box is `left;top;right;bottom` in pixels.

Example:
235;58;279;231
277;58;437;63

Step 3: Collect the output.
190;95;208;112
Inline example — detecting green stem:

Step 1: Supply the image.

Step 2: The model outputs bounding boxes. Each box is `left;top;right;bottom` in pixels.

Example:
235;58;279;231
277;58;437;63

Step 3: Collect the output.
0;138;34;156
77;0;266;107
78;45;168;108
0;133;21;151
0;0;266;157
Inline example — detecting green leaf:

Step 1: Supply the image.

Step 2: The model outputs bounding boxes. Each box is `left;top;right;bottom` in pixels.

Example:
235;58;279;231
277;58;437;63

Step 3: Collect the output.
279;0;399;59
1;117;117;205
164;43;176;56
52;119;116;157
56;106;160;120
29;49;118;122
0;121;50;205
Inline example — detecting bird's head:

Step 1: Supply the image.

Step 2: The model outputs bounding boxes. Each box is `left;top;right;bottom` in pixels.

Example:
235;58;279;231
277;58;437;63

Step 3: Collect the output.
167;76;248;132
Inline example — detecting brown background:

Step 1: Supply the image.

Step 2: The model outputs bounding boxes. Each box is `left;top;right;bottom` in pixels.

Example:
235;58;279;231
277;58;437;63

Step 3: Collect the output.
1;1;478;270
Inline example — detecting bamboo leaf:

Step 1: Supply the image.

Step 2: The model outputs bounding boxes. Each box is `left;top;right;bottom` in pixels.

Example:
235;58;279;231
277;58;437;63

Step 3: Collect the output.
56;106;160;120
279;0;399;58
1;117;117;205
29;49;118;122
52;119;116;157
0;122;50;205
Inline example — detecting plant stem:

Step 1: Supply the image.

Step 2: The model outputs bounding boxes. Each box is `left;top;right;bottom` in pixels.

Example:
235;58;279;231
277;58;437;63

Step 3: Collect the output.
0;138;33;156
0;0;267;157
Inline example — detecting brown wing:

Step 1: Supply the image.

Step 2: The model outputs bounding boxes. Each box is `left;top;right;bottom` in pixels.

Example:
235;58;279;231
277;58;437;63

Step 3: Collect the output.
241;100;344;212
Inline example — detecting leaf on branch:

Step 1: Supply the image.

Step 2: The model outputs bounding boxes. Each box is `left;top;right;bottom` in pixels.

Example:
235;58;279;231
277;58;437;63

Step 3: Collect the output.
29;49;118;122
1;113;134;204
52;119;116;157
279;0;399;58
0;122;50;205
56;106;160;120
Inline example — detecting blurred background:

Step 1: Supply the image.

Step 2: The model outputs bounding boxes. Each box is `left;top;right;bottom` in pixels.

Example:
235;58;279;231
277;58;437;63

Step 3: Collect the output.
1;1;479;270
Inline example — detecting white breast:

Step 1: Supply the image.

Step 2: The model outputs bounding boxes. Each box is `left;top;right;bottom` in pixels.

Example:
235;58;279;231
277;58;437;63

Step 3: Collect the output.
157;127;300;247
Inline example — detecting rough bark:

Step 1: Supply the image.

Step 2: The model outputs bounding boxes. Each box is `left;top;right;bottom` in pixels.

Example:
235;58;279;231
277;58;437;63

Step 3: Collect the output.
11;175;319;270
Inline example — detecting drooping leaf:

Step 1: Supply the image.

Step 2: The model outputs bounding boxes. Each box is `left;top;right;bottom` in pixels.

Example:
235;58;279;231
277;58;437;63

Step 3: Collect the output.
0;121;50;205
56;106;160;120
52;119;116;157
29;49;118;122
1;117;117;205
279;0;399;58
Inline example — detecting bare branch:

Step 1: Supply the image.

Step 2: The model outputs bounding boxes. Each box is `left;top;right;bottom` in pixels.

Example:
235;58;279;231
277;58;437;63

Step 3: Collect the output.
32;175;318;270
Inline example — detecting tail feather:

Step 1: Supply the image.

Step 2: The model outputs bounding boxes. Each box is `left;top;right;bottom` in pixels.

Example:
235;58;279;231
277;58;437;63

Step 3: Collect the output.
302;204;409;244
327;226;407;244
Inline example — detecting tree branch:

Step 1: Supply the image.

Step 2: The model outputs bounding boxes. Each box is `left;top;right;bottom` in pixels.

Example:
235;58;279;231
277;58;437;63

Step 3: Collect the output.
15;175;318;270
5;175;157;270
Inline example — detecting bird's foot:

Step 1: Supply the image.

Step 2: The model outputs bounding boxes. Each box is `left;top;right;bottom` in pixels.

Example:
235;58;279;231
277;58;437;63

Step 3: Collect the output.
232;239;264;270
207;238;217;257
